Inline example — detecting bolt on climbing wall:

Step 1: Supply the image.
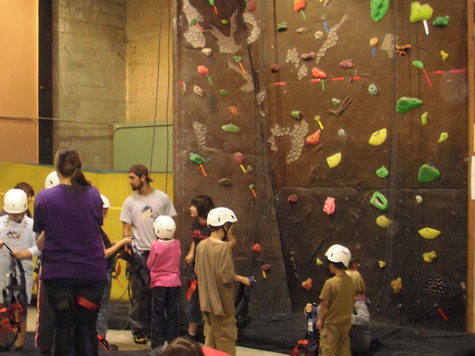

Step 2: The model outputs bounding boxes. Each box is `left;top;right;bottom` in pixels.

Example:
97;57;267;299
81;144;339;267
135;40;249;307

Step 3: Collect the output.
174;0;468;330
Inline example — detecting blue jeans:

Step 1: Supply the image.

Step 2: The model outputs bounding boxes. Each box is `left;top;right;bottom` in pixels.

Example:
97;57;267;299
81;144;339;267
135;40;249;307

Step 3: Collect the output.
96;271;112;337
151;286;180;348
44;278;106;356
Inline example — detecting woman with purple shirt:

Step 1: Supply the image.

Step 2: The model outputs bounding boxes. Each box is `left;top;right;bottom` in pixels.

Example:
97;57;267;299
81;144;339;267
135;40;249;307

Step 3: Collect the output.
33;148;107;356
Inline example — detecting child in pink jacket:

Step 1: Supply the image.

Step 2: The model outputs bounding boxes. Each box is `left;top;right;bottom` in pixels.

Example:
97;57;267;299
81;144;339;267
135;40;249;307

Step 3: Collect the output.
147;216;182;355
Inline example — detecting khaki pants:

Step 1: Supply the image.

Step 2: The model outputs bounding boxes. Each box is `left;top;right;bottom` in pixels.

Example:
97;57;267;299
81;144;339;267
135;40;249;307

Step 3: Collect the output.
319;320;352;356
202;312;237;356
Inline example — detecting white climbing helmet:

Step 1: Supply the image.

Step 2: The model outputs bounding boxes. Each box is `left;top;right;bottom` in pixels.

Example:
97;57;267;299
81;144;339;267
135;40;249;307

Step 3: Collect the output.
153;215;176;240
100;194;111;209
44;171;59;189
3;189;28;214
207;207;238;227
325;244;351;268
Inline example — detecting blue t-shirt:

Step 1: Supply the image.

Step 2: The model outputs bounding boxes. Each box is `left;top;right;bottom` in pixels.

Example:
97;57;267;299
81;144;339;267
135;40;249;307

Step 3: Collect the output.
33;184;106;280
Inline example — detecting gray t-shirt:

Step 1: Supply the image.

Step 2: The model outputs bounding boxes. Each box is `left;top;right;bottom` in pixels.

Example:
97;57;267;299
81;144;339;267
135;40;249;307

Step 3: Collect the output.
120;189;177;251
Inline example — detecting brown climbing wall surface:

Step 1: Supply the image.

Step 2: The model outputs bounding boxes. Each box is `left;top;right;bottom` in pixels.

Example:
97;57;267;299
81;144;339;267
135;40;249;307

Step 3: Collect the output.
174;0;468;330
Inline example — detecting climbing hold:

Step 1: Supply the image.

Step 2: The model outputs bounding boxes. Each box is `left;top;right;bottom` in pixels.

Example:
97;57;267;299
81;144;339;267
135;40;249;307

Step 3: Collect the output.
306;130;321;145
193;85;205;97
301;278;312;290
415;195;423;204
391;277;402;294
228;106;238;115
326;152;341;168
369;37;379;48
328;96;352;118
294;0;306;12
423;250;437;263
419;227;441;240
291;110;301;120
438;132;448;143
260;264;271;279
233;56;242;63
252;243;262;253
396;44;411;56
221;19;229;25
277;22;288;32
412;60;424;69
246;165;253;174
190;153;207;177
270;64;281;73
301;52;316;61
332;98;341;106
396;97;423;114
218;178;232;187
339;59;353;69
432;15;449;27
316;258;323;265
368;128;387;146
249;184;257;199
288;194;298;205
338;129;346;137
296;27;306;33
233;152;245;173
370;0;389;22
202;48;213;57
197;66;213;86
219;89;228;96
222;123;241;133
440;50;449;61
376;215;391;228
379;260;387;268
314;30;324;40
409;2;433;23
376;166;389;178
418;164;440;182
248;0;257;12
323;197;335;215
370;191;388;211
311;67;327;79
368;84;379;96
421;112;428;125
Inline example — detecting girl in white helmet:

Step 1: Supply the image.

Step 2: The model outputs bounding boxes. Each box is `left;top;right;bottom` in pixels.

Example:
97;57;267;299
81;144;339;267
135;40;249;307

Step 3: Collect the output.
146;215;182;355
0;189;41;351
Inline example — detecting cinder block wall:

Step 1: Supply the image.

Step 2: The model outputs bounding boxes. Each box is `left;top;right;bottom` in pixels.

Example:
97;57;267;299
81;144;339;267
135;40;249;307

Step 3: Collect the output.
53;0;128;169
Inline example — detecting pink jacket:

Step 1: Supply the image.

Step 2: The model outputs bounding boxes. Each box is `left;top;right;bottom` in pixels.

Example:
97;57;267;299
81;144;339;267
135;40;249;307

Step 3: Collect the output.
147;239;182;288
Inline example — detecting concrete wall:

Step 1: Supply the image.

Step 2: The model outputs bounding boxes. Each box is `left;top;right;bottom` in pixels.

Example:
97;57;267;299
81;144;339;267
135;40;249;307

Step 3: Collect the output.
53;0;128;169
127;0;173;123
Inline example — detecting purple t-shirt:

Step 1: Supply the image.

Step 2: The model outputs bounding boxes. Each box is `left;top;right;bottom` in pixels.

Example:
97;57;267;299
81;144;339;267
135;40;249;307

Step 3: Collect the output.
33;184;106;280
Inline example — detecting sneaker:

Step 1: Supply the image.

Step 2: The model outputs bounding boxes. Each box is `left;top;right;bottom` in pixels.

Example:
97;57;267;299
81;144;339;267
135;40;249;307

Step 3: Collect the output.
133;330;148;344
109;343;119;351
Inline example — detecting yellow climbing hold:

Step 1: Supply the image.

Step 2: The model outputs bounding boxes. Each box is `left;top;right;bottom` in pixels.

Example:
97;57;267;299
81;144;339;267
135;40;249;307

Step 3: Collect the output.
440;50;449;61
316;257;323;265
423;250;437;263
379;260;386;268
368;128;387;146
418;227;441;239
326;152;341;168
376;215;391;228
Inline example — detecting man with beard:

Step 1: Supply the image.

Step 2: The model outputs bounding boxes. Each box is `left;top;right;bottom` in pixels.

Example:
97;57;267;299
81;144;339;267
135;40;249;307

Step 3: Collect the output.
120;164;177;344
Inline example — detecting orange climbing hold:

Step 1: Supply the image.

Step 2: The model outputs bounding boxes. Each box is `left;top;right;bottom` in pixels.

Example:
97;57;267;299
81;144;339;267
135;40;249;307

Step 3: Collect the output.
229;106;238;115
301;278;312;291
197;65;209;75
311;67;327;79
294;0;306;12
252;243;262;252
306;129;321;145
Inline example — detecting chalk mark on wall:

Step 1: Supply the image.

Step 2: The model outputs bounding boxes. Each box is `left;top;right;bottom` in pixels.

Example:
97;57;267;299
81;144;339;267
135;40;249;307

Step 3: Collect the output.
228;60;254;93
316;14;348;63
268;121;309;163
208;12;240;54
182;0;205;48
243;12;261;45
193;121;207;148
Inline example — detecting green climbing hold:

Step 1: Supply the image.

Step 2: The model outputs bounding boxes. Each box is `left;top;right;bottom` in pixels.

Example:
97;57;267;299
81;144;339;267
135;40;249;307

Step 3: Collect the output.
219;89;228;96
233;56;242;63
409;2;433;23
277;22;288;32
222;123;241;133
291;111;301;120
370;0;389;22
421;112;428;126
412;60;424;69
376;166;389;178
432;15;449;27
418;164;440;183
190;153;205;165
370;191;389;211
189;18;198;26
332;98;341;105
438;132;448;143
396;97;423;114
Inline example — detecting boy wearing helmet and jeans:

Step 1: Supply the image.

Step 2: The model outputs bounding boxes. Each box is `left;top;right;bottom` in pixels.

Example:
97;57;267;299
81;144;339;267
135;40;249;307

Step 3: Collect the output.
306;244;355;356
147;215;181;355
194;208;250;356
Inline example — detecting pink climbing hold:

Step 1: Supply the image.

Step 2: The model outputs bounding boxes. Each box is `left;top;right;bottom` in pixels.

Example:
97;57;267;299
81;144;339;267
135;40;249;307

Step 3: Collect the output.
312;67;327;79
323;197;335;215
234;152;244;165
339;59;353;69
288;194;298;205
197;65;209;75
248;0;257;12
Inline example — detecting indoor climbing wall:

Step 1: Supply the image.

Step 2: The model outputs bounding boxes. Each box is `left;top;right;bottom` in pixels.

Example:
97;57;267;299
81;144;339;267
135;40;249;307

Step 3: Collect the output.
174;0;468;330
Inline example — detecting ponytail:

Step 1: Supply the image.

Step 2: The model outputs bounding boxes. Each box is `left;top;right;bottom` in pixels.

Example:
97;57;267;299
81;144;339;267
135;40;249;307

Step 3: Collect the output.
55;148;91;190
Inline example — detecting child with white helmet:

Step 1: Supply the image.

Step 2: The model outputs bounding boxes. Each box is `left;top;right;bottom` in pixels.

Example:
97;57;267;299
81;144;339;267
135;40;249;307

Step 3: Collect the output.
194;207;250;356
146;215;181;355
305;244;355;356
0;189;40;351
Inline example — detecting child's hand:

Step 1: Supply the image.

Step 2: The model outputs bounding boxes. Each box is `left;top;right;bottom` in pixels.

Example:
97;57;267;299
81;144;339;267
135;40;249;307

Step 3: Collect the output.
12;250;32;259
121;236;133;247
305;303;313;313
185;254;193;264
0;241;3;249
240;276;251;286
